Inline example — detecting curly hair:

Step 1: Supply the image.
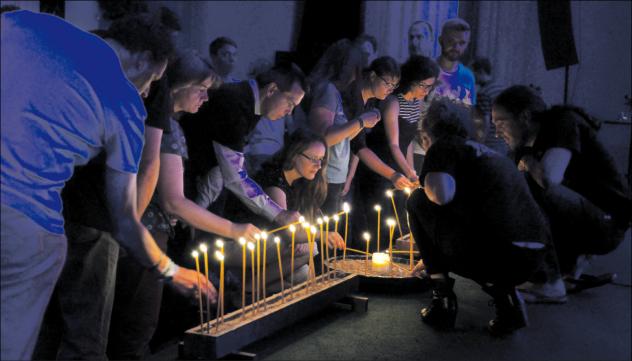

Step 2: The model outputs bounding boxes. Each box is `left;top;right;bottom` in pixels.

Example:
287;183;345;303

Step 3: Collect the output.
397;55;440;94
103;12;173;64
422;97;474;140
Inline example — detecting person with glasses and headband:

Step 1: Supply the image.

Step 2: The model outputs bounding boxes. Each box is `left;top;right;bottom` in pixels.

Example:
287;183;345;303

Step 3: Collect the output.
340;56;416;250
222;129;346;297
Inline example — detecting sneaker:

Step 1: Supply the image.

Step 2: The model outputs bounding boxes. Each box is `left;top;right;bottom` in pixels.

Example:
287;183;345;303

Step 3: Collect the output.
517;279;567;304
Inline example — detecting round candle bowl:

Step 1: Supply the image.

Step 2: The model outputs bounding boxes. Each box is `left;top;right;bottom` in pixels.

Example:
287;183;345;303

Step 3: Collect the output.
327;255;429;293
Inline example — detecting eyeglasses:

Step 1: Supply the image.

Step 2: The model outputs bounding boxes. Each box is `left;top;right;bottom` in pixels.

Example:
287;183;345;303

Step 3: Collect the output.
415;81;435;91
377;75;399;90
300;153;323;165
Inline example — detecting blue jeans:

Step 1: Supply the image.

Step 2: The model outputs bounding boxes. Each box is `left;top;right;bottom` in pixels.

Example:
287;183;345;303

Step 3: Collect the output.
1;205;66;360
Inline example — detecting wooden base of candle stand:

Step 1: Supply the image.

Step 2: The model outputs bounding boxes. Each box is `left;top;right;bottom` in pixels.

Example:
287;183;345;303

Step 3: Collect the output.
182;273;360;360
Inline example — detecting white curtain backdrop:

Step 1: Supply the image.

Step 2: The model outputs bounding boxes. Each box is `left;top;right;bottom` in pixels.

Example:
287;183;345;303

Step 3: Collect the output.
364;1;458;64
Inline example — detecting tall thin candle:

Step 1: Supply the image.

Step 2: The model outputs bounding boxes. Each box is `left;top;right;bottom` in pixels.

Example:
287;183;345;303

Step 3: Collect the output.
261;231;268;310
333;214;340;279
374;205;381;252
342;202;350;261
199;243;211;332
238;238;247;319
274;237;285;302
386;190;403;239
387;218;396;269
214;250;225;332
289;224;296;297
323;216;330;280
317;218;324;283
363;232;371;274
247;242;256;315
191;251;204;331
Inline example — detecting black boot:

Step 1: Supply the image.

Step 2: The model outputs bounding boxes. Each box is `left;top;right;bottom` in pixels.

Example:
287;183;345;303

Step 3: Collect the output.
420;277;457;330
483;285;528;336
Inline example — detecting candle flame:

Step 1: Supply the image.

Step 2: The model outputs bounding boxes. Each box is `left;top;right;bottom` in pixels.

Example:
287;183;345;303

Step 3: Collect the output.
261;231;268;240
199;243;208;253
342;202;350;213
317;218;323;225
254;233;261;241
191;250;199;258
363;232;371;241
247;242;255;251
215;239;224;248
385;190;394;197
274;236;281;244
289;224;296;233
323;216;329;222
238;237;246;246
374;204;381;211
386;218;396;227
298;216;306;223
404;187;412;195
333;214;340;222
310;226;317;234
214;250;224;261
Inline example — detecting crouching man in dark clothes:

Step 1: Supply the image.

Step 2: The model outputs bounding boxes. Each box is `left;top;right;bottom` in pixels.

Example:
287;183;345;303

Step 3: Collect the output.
492;85;631;301
407;98;552;336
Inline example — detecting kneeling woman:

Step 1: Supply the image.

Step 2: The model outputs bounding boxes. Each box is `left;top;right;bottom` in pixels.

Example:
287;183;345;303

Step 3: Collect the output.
223;129;345;300
407;98;550;336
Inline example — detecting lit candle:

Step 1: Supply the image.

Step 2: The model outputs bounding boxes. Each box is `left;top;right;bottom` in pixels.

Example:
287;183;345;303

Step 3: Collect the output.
372;252;390;273
310;226;317;288
387;218;396;269
333;214;339;279
374;205;381;252
199;243;210;332
289;224;296;297
191;250;204;331
363;232;371;274
238;238;247;319
404;187;412;197
342;202;351;261
214;239;225;324
298;216;306;224
274;236;285;302
214;250;225;332
386;190;403;239
303;222;312;289
255;233;261;308
317;218;324;282
261;231;268;310
323;216;330;280
247;242;256;314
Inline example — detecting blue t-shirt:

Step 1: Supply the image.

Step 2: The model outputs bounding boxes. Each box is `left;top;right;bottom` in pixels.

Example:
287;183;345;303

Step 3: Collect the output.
434;63;476;106
1;10;146;234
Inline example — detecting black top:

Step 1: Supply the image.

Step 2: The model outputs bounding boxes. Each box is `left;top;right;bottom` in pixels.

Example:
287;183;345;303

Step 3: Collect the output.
421;135;550;244
341;81;380;155
144;75;173;133
223;163;294;228
180;81;258;181
528;107;631;223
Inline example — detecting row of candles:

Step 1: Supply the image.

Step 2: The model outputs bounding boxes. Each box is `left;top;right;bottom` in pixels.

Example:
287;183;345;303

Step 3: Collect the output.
190;187;417;334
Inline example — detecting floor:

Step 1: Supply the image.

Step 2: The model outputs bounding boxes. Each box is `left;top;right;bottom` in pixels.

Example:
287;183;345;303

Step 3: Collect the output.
149;229;630;361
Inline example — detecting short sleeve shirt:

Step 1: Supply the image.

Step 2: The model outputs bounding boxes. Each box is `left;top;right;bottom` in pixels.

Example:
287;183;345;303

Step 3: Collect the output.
1;11;145;234
434;63;476;106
